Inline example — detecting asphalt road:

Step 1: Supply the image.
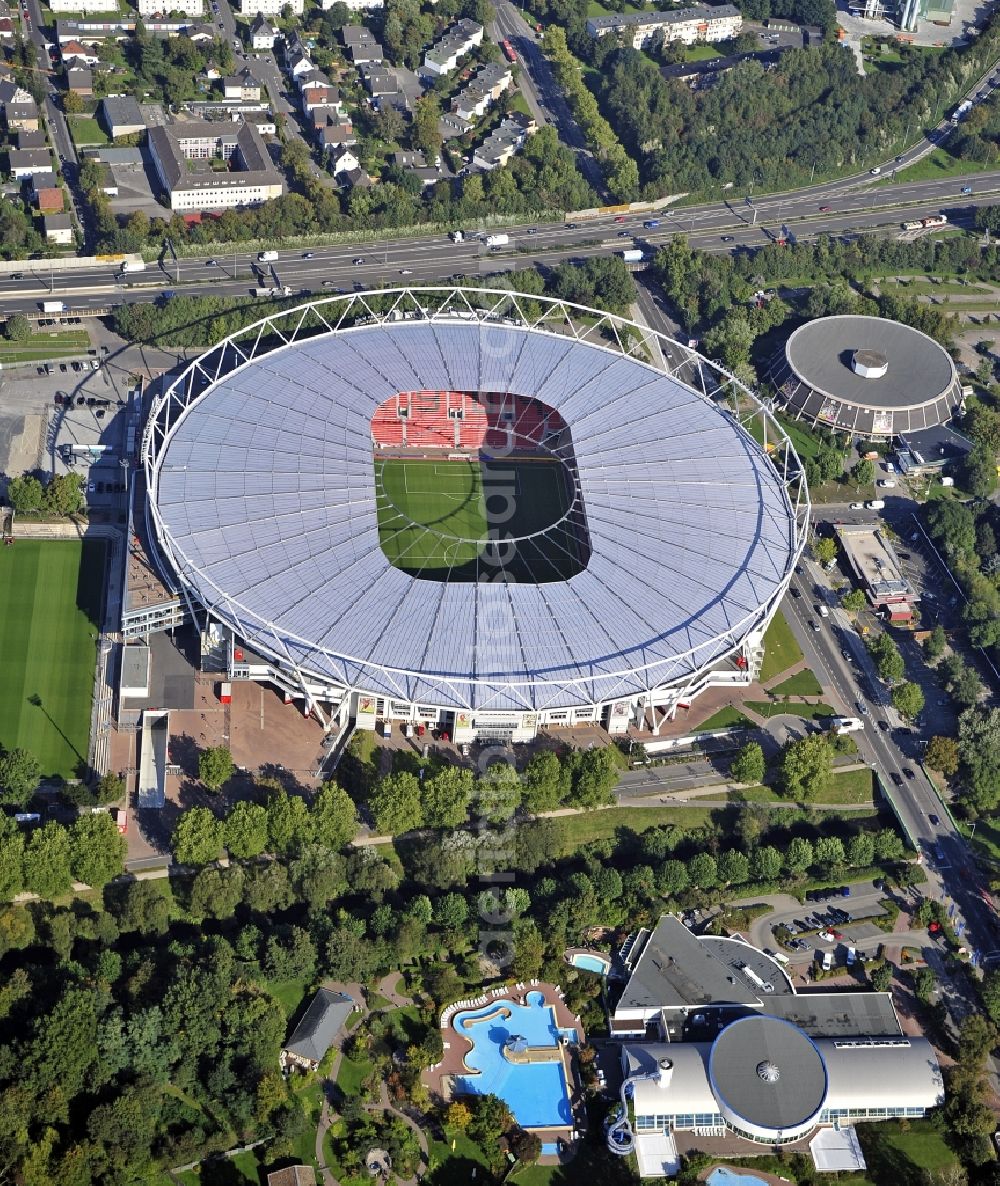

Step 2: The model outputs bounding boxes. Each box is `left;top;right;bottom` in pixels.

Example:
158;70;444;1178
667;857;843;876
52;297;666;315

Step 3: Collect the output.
783;532;1000;964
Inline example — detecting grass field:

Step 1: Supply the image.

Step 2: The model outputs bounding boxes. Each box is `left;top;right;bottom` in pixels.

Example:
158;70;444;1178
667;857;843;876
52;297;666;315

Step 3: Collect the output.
746;700;835;720
697;706;753;730
67;115;110;146
769;669;823;697
0;540;105;779
0;328;91;365
893;145;994;183
759;609;803;682
375;456;583;581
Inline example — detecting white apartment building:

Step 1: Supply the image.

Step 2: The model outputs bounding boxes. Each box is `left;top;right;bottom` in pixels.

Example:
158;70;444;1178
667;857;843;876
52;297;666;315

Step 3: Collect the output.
238;0;302;16
135;0;204;16
49;0;118;12
321;0;382;8
422;17;482;75
586;4;742;48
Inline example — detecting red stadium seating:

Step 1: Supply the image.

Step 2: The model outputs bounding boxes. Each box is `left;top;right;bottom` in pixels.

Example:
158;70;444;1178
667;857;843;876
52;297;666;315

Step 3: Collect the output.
371;392;565;453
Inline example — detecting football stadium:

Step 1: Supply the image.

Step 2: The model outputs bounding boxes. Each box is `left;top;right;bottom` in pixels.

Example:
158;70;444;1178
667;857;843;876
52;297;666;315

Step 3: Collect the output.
141;287;809;744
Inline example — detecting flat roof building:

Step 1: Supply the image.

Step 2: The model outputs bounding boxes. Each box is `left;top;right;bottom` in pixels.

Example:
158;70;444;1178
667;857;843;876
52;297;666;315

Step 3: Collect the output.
835;523;914;613
896;423;973;474
769;315;962;440
100;95;145;137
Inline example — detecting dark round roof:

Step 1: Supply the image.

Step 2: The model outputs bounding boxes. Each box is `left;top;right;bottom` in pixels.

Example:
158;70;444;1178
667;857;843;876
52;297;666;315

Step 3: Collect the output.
786;315;955;409
709;1015;827;1132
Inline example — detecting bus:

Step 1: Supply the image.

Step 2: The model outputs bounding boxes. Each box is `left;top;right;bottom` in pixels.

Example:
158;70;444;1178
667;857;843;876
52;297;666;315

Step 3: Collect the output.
501;38;517;62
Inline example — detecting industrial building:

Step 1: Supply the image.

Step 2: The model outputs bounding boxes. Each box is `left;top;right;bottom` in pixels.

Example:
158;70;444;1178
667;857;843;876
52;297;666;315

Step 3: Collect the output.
768;315;962;440
835;523;914;620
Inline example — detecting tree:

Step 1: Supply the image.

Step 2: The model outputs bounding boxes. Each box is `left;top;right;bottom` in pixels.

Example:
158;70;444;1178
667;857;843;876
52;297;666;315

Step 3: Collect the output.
778;734;832;801
22;822;73;897
813;536;837;566
957;707;1000;812
412;93;442;160
850;457;875;487
687;851;718;890
784;836;814;876
69;811;126;887
924;624;947;660
892;681;924;721
962;441;998;499
63;88;85;114
94;771;125;804
309;781;358;849
846;831;875;868
868;961;893;991
814;835;845;875
476;762;523;822
925;734;959;776
4;313;30;342
717;848;750;886
841;587;867;612
198;745;233;791
509;1128;542;1166
422;766;473;830
224;801;269;859
750;845;782;883
265;789;310;853
658;858;689;897
867;632;905;684
730;741;765;785
172;806;223;865
43;472;84;516
369;771;423;835
446;1100;472;1130
0;748;41;808
521;751;568;813
6;475;44;514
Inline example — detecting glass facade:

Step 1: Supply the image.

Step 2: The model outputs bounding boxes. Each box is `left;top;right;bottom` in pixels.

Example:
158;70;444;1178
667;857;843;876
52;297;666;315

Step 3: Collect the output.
636;1106;927;1139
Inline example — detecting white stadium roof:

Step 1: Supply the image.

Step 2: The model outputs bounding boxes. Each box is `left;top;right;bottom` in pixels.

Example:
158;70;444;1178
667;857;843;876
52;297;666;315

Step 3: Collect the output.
146;292;804;712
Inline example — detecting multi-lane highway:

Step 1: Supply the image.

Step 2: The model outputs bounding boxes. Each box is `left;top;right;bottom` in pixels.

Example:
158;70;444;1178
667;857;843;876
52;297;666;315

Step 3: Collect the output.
4;165;1000;313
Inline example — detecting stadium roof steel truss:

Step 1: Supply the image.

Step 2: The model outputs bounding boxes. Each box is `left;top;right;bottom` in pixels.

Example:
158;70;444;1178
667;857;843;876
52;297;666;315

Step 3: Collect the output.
143;287;810;715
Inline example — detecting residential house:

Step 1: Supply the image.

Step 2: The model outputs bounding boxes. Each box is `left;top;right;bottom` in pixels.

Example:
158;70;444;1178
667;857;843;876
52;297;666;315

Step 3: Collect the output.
7;147;52;178
137;0;204;14
238;112;276;135
0;78;33;105
329;145;360;177
300;77;339;115
585;4;742;47
0;12;14;40
66;65;93;95
4;101;40;131
32;174;64;212
250;14;278;48
472;111;535;171
287;48;314;78
342;165;371;188
238;0;303;16
341;23;382;65
321;0;381;8
100;95;145;137
60;38;101;62
422;18;483;76
452;60;512;121
317;118;355;153
280;988;355;1072
44;213;74;244
15;129;47;149
203;62;221;80
266;1168;315;1186
148;118;285;210
223;67;261;101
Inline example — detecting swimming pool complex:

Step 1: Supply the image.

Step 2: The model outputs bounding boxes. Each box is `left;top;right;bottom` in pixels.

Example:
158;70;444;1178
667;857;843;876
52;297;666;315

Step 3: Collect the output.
706;1167;772;1186
453;991;575;1129
571;953;610;975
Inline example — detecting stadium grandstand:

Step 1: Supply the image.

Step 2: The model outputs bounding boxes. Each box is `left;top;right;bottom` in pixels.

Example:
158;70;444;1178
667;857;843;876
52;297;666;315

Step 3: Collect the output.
139;288;809;746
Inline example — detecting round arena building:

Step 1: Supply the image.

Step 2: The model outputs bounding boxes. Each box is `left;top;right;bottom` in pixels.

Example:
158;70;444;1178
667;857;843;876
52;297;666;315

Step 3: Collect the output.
142;288;808;743
768;314;961;439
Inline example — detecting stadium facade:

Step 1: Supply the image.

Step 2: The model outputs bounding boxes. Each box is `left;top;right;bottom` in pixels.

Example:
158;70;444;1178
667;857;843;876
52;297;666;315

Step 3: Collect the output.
767;314;962;440
137;288;809;744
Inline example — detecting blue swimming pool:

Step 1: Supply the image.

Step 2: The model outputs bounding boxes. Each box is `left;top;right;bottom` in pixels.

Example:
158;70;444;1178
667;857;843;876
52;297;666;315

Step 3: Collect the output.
571;953;609;975
706;1167;769;1186
453;992;574;1129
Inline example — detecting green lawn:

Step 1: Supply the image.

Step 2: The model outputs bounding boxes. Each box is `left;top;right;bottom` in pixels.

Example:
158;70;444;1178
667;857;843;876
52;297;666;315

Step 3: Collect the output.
0;540;105;779
555;805;717;849
68;115;110;146
374;456;581;580
745;700;835;721
0;329;91;365
959;815;1000;865
759;609;803;682
769;669;823;697
859;1119;959;1177
426;1128;493;1183
696;706;753;730
683;42;722;60
712;767;873;805
266;977;311;1018
887;277;991;296
336;1052;373;1097
893;146;995;183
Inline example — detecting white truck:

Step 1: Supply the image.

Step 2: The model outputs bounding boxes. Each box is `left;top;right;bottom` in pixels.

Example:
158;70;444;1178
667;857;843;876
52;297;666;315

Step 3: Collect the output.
484;233;509;248
450;230;465;243
620;248;644;263
951;99;973;122
831;716;865;735
258;250;279;262
41;300;66;313
253;286;293;297
118;259;145;274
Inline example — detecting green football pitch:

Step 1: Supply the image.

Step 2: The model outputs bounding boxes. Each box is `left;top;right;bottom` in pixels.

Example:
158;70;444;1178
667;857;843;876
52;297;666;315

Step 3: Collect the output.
0;539;105;779
374;457;585;581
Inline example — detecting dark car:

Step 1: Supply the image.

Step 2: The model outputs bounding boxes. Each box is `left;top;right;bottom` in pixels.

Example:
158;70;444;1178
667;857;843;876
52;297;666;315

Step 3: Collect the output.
890;771;904;787
929;813;940;825
904;767;916;780
790;587;800;598
720;235;735;242
75;395;85;406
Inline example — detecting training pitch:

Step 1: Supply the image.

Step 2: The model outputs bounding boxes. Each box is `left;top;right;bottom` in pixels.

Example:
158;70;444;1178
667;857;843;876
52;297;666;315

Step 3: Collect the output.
0;539;105;779
374;457;583;581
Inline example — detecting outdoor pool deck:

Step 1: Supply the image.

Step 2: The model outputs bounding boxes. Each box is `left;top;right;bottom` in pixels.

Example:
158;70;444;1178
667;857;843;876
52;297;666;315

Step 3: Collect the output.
425;981;585;1153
